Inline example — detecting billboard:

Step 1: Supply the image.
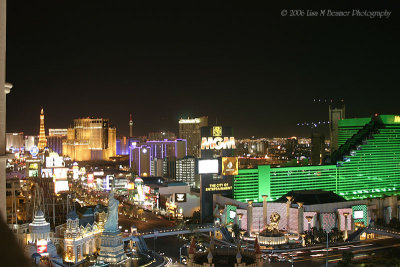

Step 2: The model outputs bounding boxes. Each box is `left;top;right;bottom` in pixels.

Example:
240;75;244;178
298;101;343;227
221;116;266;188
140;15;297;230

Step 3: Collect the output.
46;156;64;168
55;180;69;193
201;137;236;150
221;157;238;176
87;173;94;184
353;210;363;219
198;159;219;174
53;168;68;179
175;193;187;202
143;185;151;194
41;169;53;178
37;239;48;254
226;205;237;224
30;146;39;157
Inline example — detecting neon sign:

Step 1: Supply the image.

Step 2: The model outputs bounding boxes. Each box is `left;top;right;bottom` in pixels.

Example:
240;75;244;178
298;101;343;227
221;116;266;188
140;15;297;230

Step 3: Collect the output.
201;137;235;150
30;146;39;157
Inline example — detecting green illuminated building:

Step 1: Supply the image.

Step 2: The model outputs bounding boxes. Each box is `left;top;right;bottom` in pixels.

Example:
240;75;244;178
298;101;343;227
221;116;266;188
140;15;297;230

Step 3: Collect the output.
234;115;400;203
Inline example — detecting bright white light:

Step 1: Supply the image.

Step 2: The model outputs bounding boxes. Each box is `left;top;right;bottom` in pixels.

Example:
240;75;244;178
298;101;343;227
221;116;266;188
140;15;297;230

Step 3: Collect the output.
55;180;69;193
198;159;219;174
229;210;236;219
142;148;147;154
354;210;363;219
179;118;200;124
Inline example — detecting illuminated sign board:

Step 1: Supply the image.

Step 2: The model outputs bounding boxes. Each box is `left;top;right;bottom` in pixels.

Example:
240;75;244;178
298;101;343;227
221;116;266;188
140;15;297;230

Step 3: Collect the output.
143;185;151;194
198;159;219;174
37;239;48;254
53;168;68;179
213;126;222;137
41;168;53;178
179;118;200;124
30;146;39;157
221;157;238;176
229;210;236;219
55;180;69;193
87;174;94;184
46;156;64;168
226;205;237;224
175;193;187;202
353;210;364;219
29;163;39;170
128;182;135;190
204;182;232;192
29;170;39;177
395;116;400;123
201;137;235;150
352;204;368;226
94;171;105;176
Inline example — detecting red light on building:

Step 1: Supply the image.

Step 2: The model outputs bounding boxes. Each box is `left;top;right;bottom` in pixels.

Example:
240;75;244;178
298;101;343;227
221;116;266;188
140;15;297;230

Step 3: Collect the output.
37;239;48;254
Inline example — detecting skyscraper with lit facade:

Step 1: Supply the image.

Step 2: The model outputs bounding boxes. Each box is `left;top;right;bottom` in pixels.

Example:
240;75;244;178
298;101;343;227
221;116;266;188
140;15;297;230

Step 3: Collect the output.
329;104;345;153
38;108;47;150
129;139;187;177
176;156;198;188
63;118;116;161
234;114;400;202
47;128;67;155
179;116;208;157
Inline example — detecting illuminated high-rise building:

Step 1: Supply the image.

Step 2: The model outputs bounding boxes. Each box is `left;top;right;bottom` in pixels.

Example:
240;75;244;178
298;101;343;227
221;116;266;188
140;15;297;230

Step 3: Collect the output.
148;130;176;141
178;116;208;157
329;104;345;153
234;114;400;203
38;108;47;150
129;139;187;177
47;129;68;155
63;118;116;161
6;132;24;152
310;132;325;165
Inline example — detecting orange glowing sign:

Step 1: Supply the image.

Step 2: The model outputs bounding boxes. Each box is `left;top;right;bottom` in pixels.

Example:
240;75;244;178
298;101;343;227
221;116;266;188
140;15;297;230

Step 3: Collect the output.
221;157;238;175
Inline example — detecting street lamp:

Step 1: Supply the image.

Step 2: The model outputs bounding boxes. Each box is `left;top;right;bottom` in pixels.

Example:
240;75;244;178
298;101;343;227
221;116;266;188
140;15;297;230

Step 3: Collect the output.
291;252;294;267
325;230;329;267
179;244;186;264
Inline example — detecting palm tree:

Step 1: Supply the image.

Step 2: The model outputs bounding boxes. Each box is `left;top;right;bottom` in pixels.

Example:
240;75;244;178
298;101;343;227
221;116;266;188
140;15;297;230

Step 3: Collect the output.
232;224;241;240
341;251;354;266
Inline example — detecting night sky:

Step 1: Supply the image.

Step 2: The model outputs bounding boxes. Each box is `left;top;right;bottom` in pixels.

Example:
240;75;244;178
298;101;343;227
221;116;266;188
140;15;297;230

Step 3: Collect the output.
5;1;400;138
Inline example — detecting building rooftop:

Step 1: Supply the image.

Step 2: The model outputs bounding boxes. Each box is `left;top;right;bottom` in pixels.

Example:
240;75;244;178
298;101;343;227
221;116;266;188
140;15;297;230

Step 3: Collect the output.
275;190;346;205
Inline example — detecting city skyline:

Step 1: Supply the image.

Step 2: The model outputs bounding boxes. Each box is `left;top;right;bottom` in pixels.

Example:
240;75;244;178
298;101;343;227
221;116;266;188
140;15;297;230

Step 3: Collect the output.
5;1;400;138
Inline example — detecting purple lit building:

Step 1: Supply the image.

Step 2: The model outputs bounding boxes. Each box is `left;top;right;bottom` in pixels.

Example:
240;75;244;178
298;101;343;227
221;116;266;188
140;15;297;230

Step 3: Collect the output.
129;139;187;177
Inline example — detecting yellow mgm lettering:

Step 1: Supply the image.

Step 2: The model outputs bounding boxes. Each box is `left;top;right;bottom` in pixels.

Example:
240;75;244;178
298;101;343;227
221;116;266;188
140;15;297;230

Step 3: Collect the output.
201;137;236;150
205;182;232;191
394;116;400;123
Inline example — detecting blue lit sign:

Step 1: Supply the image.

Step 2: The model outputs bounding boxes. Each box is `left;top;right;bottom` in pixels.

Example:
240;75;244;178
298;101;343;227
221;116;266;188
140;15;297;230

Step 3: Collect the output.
30;146;39;157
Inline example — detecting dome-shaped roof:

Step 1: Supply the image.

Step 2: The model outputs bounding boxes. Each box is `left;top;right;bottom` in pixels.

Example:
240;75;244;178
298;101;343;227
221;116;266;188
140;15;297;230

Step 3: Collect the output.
35;210;44;217
276;190;346;205
30;209;50;231
67;210;78;220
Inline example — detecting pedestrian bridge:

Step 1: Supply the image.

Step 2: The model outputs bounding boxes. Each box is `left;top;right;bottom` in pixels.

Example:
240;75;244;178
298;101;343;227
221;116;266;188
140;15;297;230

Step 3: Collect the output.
122;224;217;241
366;226;400;238
348;226;400;241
